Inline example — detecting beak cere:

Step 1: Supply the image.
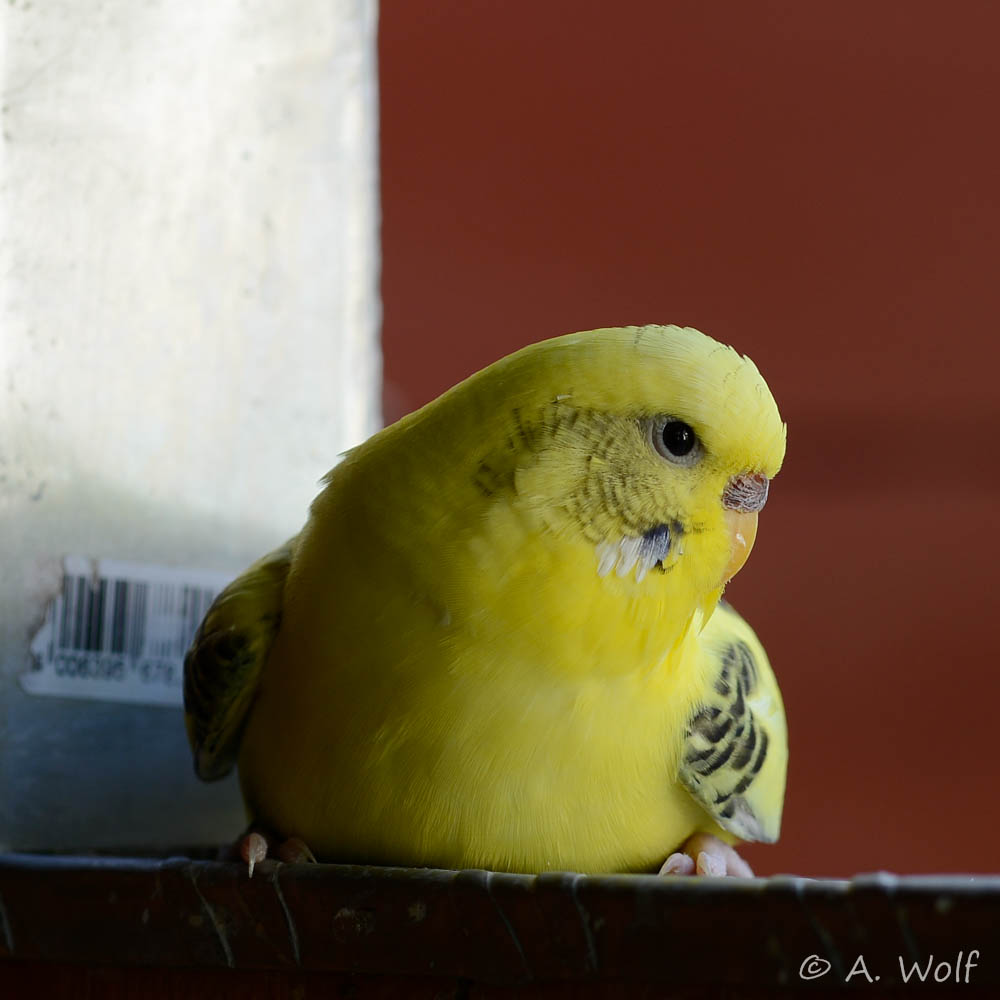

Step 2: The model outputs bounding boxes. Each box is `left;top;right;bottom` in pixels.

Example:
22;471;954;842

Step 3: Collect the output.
721;473;769;584
722;472;769;514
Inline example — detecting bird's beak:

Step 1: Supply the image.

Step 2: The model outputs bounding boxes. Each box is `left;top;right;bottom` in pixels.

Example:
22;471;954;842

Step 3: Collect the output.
722;510;758;583
721;473;769;584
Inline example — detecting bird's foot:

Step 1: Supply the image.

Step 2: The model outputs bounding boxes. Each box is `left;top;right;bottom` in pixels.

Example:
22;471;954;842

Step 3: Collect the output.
229;827;317;877
659;832;754;878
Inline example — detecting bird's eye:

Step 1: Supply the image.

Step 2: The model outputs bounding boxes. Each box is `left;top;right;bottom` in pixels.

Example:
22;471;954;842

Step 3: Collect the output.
650;418;702;466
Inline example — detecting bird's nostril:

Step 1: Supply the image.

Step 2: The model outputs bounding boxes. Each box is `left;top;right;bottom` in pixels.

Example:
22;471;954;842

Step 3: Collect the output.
722;473;769;513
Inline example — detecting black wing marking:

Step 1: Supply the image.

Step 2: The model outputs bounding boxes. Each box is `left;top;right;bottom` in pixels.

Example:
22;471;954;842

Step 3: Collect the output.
183;539;294;781
678;604;787;843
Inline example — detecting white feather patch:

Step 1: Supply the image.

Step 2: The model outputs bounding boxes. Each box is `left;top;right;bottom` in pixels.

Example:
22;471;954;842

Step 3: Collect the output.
595;526;673;583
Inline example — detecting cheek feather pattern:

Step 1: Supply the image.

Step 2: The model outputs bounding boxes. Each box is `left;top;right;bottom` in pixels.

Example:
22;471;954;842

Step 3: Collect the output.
595;521;680;582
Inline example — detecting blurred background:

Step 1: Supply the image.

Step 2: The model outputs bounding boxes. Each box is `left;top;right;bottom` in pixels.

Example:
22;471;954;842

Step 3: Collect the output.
379;1;1000;878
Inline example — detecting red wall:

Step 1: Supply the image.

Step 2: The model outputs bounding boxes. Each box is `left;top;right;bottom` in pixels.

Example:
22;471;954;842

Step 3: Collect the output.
379;1;1000;878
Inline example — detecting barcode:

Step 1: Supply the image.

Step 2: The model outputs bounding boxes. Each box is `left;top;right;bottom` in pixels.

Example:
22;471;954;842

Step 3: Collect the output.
24;556;233;707
45;574;217;662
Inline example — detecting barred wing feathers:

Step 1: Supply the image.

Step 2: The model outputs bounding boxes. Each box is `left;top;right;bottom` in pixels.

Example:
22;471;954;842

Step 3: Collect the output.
183;540;295;781
679;601;787;843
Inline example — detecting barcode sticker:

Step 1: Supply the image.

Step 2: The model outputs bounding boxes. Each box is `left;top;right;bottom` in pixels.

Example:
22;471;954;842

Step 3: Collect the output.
22;556;233;707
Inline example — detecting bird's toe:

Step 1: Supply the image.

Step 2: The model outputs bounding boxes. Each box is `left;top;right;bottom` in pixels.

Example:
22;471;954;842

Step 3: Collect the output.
658;832;754;878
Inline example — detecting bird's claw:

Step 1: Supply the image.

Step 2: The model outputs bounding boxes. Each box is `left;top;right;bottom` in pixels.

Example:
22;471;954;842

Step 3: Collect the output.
240;831;270;878
275;836;317;865
659;832;754;878
233;828;317;877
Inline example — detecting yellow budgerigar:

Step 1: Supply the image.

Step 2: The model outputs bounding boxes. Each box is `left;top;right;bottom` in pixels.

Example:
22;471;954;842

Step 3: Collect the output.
184;325;787;878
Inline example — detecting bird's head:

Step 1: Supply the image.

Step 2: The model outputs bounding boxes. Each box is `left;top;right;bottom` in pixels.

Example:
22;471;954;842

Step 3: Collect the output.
464;325;786;644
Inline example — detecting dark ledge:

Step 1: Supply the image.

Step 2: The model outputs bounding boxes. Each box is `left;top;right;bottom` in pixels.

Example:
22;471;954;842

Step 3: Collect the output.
0;852;996;992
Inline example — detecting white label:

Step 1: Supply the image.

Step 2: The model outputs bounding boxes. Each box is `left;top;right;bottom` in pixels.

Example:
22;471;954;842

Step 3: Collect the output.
22;556;233;707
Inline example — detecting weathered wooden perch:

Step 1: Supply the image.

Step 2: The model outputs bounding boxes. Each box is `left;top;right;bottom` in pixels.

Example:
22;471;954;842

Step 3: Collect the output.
0;853;994;996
